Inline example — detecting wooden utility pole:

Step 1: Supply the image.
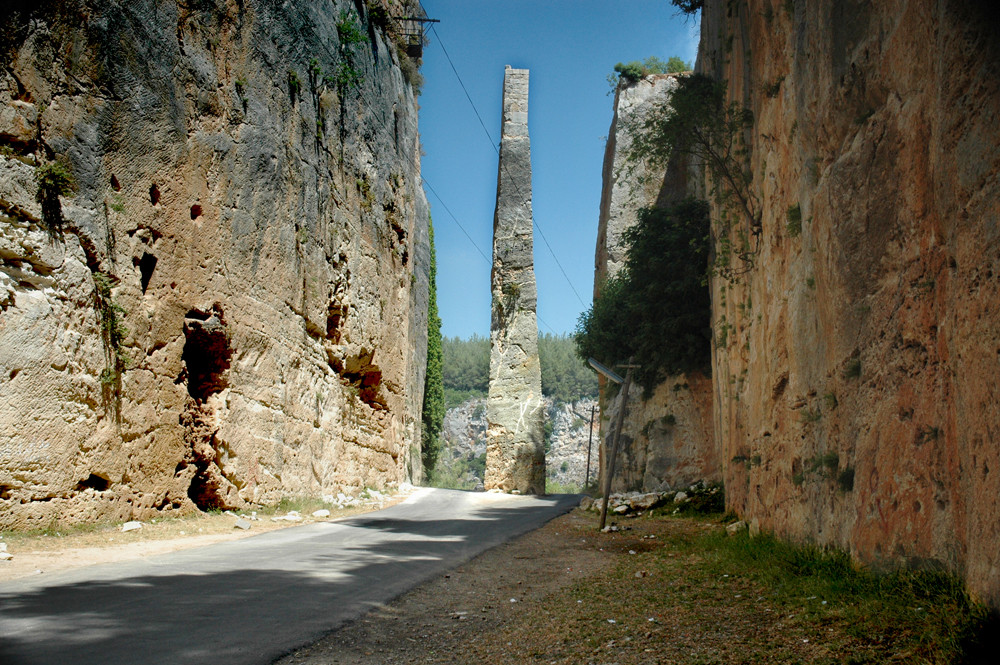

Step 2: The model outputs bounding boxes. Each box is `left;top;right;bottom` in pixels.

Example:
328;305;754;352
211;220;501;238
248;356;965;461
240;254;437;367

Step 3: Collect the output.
584;405;595;489
598;362;634;531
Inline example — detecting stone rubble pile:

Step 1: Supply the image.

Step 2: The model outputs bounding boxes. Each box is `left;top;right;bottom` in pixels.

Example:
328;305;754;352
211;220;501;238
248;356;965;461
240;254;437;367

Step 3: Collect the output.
579;481;722;516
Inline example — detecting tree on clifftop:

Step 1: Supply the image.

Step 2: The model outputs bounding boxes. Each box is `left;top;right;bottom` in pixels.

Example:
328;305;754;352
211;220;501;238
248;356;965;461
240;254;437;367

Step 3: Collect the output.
421;219;444;478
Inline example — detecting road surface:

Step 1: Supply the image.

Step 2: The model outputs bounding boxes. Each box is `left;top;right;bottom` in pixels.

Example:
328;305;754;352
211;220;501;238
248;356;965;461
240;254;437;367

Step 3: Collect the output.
0;488;580;665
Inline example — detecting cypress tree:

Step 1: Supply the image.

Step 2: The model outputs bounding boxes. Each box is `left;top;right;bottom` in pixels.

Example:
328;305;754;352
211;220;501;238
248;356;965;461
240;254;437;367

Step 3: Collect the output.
421;219;444;478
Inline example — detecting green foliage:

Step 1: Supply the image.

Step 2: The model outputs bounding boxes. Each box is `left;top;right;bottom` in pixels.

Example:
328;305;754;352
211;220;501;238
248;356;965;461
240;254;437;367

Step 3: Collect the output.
628;73;760;274
336;10;368;47
574;198;712;395
442;334;490;397
430;452;485;490
288;69;301;102
546;478;583;494
421;220;444;477
332;10;368;93
93;271;129;409
608;55;689;91
844;357;862;380
762;75;784;97
652;482;725;517
36;162;75;197
538;333;598;403
365;1;390;31
398;53;424;94
35;161;75;229
497;281;521;321
699;529;992;663
810;451;839;472
666;56;690;73
837;466;855;491
669;0;703;14
443;334;597;406
800;407;821;423
786;203;802;237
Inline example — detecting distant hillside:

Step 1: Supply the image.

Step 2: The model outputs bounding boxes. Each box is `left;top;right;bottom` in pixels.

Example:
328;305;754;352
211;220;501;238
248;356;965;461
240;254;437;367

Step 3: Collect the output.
433;334;599;490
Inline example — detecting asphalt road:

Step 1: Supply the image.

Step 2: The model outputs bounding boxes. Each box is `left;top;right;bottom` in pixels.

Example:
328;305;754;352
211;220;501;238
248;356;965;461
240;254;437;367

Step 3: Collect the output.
0;488;580;665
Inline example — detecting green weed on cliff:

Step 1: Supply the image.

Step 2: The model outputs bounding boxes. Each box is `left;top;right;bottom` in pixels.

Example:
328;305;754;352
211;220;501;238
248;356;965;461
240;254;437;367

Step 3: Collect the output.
93;271;129;414
35;161;75;230
332;10;368;93
786;203;802;237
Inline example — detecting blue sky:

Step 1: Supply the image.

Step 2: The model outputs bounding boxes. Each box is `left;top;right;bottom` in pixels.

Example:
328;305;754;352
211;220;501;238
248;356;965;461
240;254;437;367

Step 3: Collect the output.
418;1;699;339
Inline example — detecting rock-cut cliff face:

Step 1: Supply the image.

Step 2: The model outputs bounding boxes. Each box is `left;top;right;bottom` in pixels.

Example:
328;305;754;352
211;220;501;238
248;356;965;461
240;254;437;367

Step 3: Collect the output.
698;0;1000;605
594;75;719;493
0;0;430;529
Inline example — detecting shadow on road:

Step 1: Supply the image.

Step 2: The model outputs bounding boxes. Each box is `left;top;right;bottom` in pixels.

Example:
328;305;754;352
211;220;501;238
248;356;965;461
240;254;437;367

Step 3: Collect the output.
0;490;580;665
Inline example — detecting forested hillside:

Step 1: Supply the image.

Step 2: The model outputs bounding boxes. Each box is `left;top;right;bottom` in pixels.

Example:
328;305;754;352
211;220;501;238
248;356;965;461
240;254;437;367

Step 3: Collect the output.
442;334;597;406
433;334;599;489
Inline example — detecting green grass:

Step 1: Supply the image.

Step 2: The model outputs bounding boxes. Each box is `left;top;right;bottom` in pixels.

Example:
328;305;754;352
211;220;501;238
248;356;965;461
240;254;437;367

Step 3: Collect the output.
693;530;993;663
546;478;582;494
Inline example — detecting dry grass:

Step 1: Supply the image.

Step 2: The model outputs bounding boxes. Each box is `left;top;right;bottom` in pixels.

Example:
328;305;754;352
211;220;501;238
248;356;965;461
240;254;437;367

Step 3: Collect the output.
280;508;996;665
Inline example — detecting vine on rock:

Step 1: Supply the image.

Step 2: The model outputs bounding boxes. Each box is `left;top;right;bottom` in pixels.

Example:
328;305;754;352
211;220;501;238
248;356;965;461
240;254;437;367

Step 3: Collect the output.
626;73;760;280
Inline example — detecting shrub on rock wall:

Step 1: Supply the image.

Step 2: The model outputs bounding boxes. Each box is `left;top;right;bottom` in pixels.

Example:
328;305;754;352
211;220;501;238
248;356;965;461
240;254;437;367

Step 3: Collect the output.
575;198;711;395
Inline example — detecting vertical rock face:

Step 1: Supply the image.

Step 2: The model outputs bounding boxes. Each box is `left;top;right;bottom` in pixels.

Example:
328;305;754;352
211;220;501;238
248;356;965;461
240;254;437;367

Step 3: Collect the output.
594;76;719;492
0;0;430;529
595;75;682;294
486;66;544;494
698;0;1000;605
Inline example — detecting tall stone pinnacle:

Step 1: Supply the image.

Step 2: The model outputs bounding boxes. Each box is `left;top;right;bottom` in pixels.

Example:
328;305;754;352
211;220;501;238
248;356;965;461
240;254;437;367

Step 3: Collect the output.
485;66;545;494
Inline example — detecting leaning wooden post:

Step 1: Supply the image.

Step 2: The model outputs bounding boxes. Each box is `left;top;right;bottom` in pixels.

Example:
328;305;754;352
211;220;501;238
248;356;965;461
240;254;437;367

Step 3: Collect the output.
584;405;595;489
599;362;634;531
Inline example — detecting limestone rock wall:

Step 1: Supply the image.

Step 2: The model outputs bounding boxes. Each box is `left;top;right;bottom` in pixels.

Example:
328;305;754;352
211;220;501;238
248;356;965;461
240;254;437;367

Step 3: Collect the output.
0;0;430;529
593;75;719;492
698;0;1000;605
486;66;545;494
601;373;717;493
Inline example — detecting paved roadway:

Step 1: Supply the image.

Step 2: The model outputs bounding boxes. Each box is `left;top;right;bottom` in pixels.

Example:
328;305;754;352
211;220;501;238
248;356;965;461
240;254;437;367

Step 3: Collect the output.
0;488;580;665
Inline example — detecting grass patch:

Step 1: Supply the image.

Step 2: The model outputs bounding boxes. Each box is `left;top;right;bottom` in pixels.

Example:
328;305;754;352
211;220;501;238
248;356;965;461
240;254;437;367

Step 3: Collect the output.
694;530;993;663
529;512;995;664
546;478;582;494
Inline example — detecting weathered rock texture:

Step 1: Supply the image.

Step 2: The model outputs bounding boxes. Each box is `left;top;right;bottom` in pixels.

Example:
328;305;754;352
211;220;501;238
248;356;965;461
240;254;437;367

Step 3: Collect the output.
593;75;719;493
0;0;430;530
595;75;682;291
601;373;717;493
486;66;544;494
698;0;1000;605
441;397;598;491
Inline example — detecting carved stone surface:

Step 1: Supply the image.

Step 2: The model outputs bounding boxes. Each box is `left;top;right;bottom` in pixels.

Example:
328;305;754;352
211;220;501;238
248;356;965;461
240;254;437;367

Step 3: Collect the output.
593;74;719;494
698;0;1000;606
0;0;429;529
486;66;544;494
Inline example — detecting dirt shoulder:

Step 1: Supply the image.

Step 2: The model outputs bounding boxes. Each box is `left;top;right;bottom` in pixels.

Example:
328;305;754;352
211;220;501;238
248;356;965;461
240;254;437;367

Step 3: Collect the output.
0;493;409;583
275;507;993;665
